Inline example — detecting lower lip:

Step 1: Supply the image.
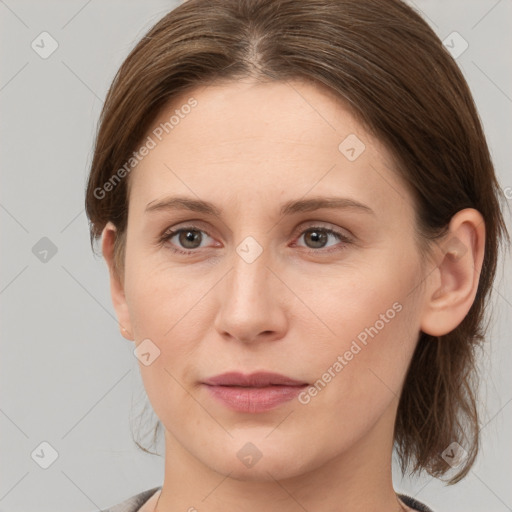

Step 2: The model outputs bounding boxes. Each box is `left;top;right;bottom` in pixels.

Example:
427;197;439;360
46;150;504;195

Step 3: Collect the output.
204;384;306;413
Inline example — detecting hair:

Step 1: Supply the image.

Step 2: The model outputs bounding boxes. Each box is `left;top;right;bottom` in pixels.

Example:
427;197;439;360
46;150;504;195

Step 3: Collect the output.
85;0;510;484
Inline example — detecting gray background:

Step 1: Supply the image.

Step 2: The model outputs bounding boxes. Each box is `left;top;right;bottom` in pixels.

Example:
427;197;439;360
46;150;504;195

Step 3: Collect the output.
1;1;511;511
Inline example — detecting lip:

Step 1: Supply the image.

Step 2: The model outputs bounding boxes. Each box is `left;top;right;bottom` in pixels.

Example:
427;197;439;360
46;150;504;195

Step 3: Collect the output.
202;372;308;413
203;371;307;387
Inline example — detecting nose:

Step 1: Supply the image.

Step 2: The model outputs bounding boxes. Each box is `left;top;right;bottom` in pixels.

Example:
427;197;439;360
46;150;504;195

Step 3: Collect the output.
213;247;289;344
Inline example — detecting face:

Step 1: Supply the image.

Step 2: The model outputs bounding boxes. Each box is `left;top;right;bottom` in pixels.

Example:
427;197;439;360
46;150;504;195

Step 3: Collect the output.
110;79;429;480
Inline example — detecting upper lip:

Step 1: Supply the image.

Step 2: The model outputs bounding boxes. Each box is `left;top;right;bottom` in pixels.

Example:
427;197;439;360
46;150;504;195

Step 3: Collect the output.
203;371;308;387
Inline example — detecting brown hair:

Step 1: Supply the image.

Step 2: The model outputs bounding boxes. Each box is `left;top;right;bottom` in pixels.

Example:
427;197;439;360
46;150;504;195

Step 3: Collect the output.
85;0;510;483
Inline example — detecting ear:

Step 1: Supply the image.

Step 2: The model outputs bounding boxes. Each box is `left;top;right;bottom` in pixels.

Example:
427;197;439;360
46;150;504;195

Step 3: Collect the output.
420;208;486;337
101;221;134;341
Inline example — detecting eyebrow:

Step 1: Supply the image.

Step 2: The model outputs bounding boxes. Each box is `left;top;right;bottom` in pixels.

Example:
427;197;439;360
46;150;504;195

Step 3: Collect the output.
145;195;375;216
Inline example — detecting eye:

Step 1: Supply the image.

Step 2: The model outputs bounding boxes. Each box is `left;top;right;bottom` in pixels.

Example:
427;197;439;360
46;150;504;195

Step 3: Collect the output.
159;226;217;254
294;226;351;253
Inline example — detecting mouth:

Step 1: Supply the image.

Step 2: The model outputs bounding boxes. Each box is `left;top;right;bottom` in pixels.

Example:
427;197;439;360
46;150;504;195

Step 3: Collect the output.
202;372;309;413
203;371;308;387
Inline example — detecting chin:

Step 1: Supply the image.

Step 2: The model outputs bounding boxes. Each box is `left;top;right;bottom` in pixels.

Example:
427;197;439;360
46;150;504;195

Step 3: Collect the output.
197;437;320;483
215;457;308;482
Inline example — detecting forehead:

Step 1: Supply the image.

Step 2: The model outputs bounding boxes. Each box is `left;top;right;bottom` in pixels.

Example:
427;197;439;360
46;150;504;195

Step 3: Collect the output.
128;79;413;220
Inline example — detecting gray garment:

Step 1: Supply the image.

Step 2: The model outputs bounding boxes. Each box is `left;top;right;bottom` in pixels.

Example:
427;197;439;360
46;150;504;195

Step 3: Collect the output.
100;486;161;512
100;486;435;512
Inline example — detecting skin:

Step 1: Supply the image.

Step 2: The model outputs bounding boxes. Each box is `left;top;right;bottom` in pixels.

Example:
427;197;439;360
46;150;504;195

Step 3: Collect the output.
102;79;485;512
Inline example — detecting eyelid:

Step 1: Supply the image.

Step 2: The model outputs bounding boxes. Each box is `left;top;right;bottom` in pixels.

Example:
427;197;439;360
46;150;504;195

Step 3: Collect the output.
159;219;214;238
292;220;353;240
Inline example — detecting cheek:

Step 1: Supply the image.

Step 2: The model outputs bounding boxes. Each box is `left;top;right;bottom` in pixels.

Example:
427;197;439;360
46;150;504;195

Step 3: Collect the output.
298;250;422;403
294;289;419;446
123;257;215;412
124;252;209;341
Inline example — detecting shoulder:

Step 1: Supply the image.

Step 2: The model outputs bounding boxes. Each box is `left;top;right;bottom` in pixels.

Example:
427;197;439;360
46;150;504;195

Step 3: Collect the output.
99;486;162;512
398;493;435;512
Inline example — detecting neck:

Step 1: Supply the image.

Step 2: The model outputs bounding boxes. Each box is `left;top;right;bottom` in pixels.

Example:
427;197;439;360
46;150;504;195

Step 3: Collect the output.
155;403;406;512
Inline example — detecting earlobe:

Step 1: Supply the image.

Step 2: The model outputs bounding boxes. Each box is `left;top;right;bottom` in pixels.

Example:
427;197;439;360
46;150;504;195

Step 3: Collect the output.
420;208;485;337
101;222;134;342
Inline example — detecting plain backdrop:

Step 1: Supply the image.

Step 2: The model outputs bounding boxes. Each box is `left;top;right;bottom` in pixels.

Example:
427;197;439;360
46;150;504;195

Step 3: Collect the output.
1;1;511;511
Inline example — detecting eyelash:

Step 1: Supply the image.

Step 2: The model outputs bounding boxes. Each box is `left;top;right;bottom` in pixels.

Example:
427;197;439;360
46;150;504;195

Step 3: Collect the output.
158;224;352;256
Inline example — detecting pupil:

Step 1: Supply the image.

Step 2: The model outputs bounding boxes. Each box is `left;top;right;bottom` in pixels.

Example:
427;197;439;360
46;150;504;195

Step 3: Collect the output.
180;230;201;248
307;229;327;248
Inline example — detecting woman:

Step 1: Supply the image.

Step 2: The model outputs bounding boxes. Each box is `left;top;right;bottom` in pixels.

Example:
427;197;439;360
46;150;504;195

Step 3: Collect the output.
85;0;510;511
